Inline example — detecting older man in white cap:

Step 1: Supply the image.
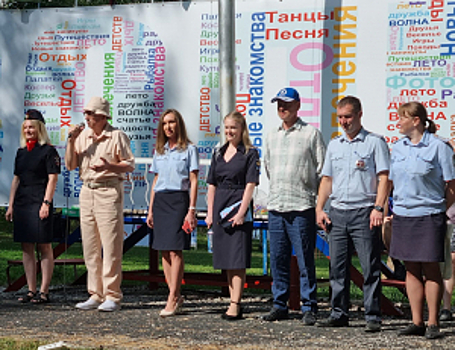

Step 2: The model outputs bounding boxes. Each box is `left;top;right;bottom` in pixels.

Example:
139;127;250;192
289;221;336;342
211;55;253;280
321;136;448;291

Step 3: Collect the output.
65;96;135;311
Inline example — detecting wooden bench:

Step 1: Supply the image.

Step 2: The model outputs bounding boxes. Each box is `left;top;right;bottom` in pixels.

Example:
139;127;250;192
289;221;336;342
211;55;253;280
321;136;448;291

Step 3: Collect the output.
6;258;85;287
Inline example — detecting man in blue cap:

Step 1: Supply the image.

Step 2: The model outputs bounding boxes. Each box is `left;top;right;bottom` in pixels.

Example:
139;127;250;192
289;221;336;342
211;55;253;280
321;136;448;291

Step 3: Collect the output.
262;87;326;325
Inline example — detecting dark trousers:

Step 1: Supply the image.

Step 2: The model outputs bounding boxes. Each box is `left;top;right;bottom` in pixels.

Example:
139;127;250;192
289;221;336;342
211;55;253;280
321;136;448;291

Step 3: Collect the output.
329;206;382;322
269;209;317;313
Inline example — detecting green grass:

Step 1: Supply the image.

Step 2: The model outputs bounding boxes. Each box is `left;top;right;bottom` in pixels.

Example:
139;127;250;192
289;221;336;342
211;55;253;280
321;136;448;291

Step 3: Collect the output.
0;339;44;350
0;338;93;350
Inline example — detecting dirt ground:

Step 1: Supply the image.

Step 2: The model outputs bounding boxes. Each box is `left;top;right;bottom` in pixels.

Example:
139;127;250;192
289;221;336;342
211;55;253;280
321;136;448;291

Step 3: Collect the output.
0;285;454;349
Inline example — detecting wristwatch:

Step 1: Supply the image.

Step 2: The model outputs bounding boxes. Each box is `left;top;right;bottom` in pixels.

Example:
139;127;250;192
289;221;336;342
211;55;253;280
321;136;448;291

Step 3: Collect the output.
43;200;52;206
373;205;384;212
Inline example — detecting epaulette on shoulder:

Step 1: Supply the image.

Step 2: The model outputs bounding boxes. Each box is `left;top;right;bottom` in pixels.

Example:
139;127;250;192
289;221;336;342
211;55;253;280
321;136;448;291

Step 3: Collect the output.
368;132;385;139
433;134;453;149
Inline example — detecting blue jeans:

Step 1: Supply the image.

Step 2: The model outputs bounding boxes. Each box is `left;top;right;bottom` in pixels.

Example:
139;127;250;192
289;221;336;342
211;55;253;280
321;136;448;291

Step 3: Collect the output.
269;209;317;313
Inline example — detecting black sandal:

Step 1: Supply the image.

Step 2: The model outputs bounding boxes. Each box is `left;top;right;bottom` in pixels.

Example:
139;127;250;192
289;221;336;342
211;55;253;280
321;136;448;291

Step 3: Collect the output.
18;291;36;303
31;292;50;304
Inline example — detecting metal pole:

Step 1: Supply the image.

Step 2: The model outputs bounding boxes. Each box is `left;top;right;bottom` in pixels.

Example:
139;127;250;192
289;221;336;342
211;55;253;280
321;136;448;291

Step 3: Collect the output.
218;0;236;144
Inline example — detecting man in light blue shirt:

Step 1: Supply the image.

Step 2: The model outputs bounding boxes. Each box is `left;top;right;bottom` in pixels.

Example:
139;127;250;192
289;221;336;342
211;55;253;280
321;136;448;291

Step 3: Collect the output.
316;96;390;332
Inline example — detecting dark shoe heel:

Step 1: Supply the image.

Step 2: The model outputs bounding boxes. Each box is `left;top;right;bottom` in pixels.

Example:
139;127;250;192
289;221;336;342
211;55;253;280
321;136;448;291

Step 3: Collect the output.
221;301;243;321
397;323;426;336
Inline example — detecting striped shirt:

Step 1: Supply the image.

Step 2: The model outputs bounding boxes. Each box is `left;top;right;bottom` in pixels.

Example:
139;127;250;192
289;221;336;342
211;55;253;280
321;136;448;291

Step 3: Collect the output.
264;118;326;212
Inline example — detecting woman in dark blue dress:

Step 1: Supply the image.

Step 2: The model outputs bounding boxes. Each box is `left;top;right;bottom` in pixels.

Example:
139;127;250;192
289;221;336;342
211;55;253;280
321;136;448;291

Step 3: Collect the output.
5;110;60;304
206;111;260;320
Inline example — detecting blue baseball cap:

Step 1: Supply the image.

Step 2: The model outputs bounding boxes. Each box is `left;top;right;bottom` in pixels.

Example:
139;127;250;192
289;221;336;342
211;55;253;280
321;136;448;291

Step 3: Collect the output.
271;88;300;103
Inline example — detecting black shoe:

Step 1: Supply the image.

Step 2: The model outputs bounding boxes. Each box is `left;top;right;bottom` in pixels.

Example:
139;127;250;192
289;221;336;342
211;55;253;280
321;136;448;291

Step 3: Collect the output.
261;307;288;321
365;320;381;333
397;323;426;336
221;309;243;321
317;316;349;327
302;311;317;326
425;325;444;340
439;309;453;322
221;302;243;321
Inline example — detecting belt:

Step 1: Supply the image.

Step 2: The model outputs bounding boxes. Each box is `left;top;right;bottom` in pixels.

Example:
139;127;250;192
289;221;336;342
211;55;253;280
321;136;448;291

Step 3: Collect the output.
84;180;119;189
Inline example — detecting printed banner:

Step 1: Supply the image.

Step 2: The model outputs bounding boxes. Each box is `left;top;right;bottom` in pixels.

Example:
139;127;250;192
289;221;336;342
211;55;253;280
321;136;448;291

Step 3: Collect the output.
386;1;454;146
0;0;451;212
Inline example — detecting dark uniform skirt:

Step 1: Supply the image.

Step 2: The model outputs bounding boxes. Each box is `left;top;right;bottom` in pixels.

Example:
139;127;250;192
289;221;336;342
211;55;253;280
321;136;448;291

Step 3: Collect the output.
13;183;54;243
212;187;253;270
390;213;446;262
152;191;190;251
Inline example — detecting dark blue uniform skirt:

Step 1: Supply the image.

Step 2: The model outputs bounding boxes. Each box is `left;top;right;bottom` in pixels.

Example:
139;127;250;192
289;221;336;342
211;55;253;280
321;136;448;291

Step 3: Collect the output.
14;183;53;243
152;191;190;251
390;213;446;262
212;187;253;270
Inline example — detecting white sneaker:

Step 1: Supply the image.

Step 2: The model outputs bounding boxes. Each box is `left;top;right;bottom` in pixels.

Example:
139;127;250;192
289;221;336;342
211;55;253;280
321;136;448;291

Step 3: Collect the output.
75;298;101;310
98;299;121;312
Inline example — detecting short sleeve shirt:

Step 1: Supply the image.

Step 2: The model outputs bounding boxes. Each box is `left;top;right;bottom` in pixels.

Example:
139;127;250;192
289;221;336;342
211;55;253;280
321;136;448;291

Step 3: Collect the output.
14;144;61;185
322;128;390;209
390;131;455;217
74;123;135;182
150;143;199;192
264;118;326;212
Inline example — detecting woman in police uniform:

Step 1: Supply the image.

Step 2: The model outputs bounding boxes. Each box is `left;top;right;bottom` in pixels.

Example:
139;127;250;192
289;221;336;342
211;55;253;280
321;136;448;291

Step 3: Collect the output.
206;111;260;320
146;109;199;317
390;102;455;339
5;110;60;304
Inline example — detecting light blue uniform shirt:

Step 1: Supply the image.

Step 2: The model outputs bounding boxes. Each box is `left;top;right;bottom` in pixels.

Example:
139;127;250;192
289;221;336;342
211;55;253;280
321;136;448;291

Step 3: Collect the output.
150;143;199;192
390;131;455;217
322;128;390;210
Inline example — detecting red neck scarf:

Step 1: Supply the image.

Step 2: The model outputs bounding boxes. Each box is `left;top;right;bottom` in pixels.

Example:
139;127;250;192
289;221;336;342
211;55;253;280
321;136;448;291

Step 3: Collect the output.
26;140;37;152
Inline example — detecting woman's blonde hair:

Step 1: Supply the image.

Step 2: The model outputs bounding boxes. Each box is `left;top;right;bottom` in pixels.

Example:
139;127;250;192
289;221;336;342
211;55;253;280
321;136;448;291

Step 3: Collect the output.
20;119;51;148
223;111;253;153
155;109;191;154
398;101;436;134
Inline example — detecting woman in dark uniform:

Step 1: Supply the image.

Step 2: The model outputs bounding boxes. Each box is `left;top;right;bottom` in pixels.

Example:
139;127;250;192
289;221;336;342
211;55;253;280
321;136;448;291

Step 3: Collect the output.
146;109;199;317
5;110;60;304
206;111;260;320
